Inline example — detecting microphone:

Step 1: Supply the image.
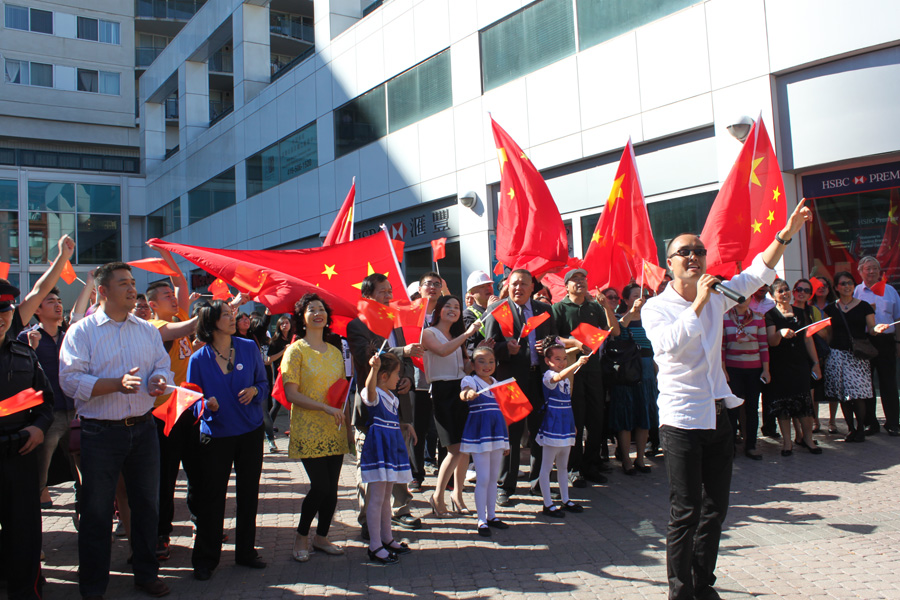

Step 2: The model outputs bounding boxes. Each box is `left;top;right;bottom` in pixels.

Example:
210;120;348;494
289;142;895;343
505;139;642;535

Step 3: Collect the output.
711;282;746;304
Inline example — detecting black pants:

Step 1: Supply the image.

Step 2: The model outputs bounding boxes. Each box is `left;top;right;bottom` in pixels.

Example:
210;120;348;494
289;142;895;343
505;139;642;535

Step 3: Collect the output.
0;450;42;600
410;389;433;482
297;454;344;537
659;410;734;600
726;367;762;451
155;411;199;538
760;382;776;435
570;371;605;474
866;337;899;429
500;369;543;494
191;426;263;570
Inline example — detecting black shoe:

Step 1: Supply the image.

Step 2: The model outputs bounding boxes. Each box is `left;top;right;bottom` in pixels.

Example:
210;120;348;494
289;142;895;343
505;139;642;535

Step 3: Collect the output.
367;546;399;565
486;518;509;529
855;430;867;443
135;579;171;597
583;469;608;484
496;490;513;507
561;501;583;513
694;586;722;600
622;466;637;476
530;485;560;500
865;425;880;435
634;464;652;474
844;431;857;443
477;525;491;537
887;426;900;437
541;505;565;519
407;480;422;492
646;444;660;457
382;539;412;555
781;448;792;457
568;471;587;488
235;555;267;569
391;514;422;530
361;527;370;541
744;451;763;461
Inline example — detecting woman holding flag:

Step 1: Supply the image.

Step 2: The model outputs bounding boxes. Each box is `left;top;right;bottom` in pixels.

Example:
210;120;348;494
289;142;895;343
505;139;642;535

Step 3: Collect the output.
281;293;350;562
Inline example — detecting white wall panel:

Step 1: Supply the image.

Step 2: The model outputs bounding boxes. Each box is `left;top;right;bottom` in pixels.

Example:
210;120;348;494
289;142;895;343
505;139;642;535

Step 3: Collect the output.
641;93;713;141
453;99;486;170
448;0;478;44
582;115;643;159
705;0;769;90
526;57;581;146
358;139;390;201
355;29;385;95
386;125;420;192
449;34;482;106
578;33;641;130
418;110;456;182
413;0;450;63
330;49;357;106
382;10;416;81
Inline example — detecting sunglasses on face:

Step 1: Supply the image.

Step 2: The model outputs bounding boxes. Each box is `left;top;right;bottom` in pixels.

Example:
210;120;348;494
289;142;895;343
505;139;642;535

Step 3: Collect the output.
837;280;854;287
668;247;708;259
793;287;812;294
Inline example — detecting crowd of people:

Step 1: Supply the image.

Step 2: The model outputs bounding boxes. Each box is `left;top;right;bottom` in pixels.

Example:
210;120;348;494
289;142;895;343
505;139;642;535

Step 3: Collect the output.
1;224;898;599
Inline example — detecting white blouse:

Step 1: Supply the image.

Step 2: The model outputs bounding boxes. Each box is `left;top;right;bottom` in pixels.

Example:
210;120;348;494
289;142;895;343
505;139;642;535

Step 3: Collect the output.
424;328;466;383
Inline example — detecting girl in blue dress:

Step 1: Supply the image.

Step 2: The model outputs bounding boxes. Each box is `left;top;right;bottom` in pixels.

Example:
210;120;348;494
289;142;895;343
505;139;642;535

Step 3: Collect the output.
459;346;510;537
538;337;588;518
360;352;415;565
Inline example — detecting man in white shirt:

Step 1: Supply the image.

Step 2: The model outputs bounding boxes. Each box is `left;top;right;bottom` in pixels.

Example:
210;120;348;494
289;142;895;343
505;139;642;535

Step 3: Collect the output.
642;200;813;600
59;262;172;599
854;256;900;436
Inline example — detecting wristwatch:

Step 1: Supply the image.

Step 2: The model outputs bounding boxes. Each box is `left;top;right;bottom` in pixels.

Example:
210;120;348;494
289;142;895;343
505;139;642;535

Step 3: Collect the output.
774;232;792;245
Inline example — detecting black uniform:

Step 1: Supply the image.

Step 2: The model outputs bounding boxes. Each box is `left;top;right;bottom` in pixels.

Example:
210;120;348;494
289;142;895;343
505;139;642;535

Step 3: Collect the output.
0;337;54;600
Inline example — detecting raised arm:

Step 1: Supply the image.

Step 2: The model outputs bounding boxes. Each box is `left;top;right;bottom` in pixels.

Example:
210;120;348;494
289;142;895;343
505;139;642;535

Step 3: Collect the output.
70;270;95;322
157;317;198;342
19;235;75;324
422;321;480;357
148;241;191;314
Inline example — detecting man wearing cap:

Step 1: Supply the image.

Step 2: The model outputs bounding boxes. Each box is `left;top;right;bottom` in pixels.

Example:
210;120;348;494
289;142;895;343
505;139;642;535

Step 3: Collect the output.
551;268;619;487
59;262;173;599
0;280;55;600
463;271;495;355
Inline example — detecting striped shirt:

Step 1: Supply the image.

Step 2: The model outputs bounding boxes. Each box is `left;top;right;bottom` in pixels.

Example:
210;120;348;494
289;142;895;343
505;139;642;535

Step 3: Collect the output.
59;308;172;420
722;310;768;369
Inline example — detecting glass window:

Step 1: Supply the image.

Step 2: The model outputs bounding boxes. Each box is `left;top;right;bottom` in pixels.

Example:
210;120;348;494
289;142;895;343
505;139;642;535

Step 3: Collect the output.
99;20;119;44
0;180;16;211
480;0;575;92
5;5;28;30
577;0;698;51
28;212;75;264
77;214;120;264
76;184;120;213
4;59;28;84
334;86;387;158
28;182;75;212
77;69;99;92
99;71;119;95
147;199;181;238
30;62;52;87
77;16;99;41
0;210;18;264
645;191;717;264
387;50;452;131
405;241;461;294
29;8;52;33
188;167;235;224
246;122;318;198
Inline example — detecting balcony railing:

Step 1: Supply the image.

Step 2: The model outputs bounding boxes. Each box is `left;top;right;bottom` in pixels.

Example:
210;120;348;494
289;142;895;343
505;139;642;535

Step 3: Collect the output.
269;12;314;44
165;97;179;120
136;0;207;20
209;49;233;74
135;46;165;68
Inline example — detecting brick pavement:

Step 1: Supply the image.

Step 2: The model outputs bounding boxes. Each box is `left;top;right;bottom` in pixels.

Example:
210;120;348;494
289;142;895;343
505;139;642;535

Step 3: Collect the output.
38;412;900;599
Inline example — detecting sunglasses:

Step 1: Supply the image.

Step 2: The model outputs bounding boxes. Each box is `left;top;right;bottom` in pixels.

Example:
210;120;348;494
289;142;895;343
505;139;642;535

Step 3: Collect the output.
837;280;855;287
668;247;708;259
793;287;812;294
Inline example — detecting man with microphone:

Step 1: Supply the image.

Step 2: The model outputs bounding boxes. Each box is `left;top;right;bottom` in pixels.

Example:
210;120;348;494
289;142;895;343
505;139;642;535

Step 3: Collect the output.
642;200;813;600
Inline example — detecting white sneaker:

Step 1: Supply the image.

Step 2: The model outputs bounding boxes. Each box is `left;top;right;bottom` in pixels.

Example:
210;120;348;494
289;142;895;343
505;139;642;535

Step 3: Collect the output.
465;469;477;483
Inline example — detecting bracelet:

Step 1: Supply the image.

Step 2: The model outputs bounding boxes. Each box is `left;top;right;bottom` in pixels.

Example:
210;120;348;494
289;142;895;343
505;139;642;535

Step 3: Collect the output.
774;232;792;245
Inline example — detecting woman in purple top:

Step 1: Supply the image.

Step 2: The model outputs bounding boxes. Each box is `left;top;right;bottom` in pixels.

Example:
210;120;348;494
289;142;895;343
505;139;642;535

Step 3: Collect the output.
722;297;769;460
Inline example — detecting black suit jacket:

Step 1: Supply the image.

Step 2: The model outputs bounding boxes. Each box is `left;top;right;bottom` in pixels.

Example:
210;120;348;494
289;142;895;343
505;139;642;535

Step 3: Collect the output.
346;317;414;431
483;298;557;407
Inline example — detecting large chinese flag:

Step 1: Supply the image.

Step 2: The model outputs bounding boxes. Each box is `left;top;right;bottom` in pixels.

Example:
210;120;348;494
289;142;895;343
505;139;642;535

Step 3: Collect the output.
581;139;657;291
701;116;787;277
876;189;900;280
149;230;408;317
491;117;568;278
323;179;355;247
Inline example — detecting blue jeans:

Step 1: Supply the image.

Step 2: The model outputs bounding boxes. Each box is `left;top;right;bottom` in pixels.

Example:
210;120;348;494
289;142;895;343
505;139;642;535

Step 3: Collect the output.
78;418;160;596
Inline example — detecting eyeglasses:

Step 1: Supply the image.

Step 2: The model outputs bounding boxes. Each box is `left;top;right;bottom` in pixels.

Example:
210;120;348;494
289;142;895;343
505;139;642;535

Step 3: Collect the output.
668;247;708;259
421;281;442;288
793;287;812;294
837;280;855;287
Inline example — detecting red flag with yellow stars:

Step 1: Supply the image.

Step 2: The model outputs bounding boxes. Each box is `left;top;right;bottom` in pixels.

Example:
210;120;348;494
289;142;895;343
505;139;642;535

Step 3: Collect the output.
148;229;408;317
876;189;900;281
701;116;787;277
357;298;396;339
491;379;533;425
488;302;516;338
491;117;568;278
808;210;857;280
571;322;610;353
581;139;657;292
0;389;43;417
519;312;549;341
640;260;667;292
431;237;447;262
324;179;356;247
208;278;231;301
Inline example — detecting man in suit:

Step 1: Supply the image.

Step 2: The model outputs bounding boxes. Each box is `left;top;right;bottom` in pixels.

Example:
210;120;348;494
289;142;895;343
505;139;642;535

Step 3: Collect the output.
484;269;557;506
347;273;424;537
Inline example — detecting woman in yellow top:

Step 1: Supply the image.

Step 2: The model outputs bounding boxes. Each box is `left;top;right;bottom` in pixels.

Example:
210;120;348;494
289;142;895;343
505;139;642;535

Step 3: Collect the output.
282;293;352;563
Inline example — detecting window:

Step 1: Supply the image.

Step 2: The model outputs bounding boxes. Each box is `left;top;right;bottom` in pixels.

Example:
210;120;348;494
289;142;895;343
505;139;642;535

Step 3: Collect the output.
77;16;99;41
77;69;98;92
334;86;386;158
0;179;18;265
188;168;236;224
77;214;120;263
99;20;119;44
28;8;52;33
147;199;181;238
387;50;452;131
645;191;717;264
76;184;120;213
5;5;28;30
246;122;318;197
30;62;52;87
99;71;119;95
577;0;698;51
480;0;575;92
4;59;28;85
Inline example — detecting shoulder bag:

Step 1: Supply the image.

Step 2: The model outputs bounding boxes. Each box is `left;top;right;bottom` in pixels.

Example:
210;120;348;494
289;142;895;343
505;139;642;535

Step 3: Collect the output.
835;304;878;360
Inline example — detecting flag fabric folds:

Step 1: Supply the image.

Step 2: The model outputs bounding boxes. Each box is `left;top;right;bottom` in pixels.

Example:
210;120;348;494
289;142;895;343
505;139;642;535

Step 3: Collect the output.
152;384;204;436
804;318;831;337
60;260;77;285
519;312;549;341
431;237;447;262
571;323;611;353
208;278;231;301
357;298;396;339
324;179;356;246
326;378;352;409
272;369;290;410
0;389;43;417
489;302;516;338
490;117;568;278
127;258;181;278
581;139;657;292
701;116;787;277
491;378;533;425
640;260;667;292
493;261;505;276
809;276;825;297
390;298;428;343
870;278;887;297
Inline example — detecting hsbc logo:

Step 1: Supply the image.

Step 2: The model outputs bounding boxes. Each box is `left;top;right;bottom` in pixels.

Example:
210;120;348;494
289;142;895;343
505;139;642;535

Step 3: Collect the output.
390;222;407;240
853;176;866;185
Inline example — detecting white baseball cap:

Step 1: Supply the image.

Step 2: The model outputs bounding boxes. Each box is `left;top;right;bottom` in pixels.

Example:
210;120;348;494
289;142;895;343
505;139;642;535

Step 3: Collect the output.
407;282;419;297
466;270;493;292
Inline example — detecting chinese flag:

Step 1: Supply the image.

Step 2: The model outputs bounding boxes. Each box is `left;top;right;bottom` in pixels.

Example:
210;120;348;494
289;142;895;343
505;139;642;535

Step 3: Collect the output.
808;212;857;280
0;389;43;417
492;379;533;425
641;260;667;292
701;116;787;277
870;277;887;297
493;260;505;276
152;384;203;436
391;298;428;343
0;262;9;279
489;302;516;338
875;189;900;280
127;257;180;278
491;117;568;278
519;312;549;340
209;278;231;301
810;276;825;297
272;368;290;410
805;318;831;337
357;298;396;339
232;265;267;294
60;260;77;285
431;237;447;262
571;322;610;353
326;378;352;409
324;179;355;246
581;139;657;292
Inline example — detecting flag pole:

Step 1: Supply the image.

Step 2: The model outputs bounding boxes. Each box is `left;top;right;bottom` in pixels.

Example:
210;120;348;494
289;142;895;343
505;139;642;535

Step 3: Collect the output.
794;317;830;334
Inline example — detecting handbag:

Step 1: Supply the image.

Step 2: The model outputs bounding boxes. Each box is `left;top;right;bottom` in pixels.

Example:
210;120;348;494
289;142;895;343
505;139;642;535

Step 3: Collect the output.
601;327;643;386
835;305;878;360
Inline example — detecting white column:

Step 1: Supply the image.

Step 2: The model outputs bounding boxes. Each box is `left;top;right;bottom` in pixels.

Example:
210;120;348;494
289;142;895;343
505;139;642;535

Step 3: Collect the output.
178;60;210;149
314;0;361;45
140;101;166;173
233;3;270;110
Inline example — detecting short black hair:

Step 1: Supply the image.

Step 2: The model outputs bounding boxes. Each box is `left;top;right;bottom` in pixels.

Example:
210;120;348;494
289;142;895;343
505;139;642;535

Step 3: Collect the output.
834;270;857;287
509;269;534;283
541;335;564;358
48;286;60;297
196;300;229;344
95;262;131;288
360;273;389;299
419;271;442;286
769;278;789;295
136;293;147;302
666;233;702;258
146;280;172;302
292;293;333;339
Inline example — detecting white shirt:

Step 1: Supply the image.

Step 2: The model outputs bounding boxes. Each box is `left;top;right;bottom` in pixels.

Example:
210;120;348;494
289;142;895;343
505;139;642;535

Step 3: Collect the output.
423;328;466;382
855;281;900;335
59;308;173;420
749;295;775;316
642;255;776;430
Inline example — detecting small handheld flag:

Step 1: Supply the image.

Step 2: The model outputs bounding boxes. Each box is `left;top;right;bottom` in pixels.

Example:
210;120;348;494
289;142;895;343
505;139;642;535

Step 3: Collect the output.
517;312;549;343
799;317;831;337
571;322;611;353
0;389;43;417
127;258;180;278
488;302;515;338
153;384;204;436
491;378;532;425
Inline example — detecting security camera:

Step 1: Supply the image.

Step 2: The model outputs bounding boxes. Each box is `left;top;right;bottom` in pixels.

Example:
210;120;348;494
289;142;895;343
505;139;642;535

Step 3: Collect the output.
726;115;755;143
459;191;478;209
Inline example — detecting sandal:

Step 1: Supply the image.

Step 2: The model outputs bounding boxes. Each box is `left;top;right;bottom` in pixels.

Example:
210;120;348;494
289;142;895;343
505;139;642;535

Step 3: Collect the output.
428;494;451;518
382;539;411;555
292;535;312;562
367;545;398;565
312;537;344;556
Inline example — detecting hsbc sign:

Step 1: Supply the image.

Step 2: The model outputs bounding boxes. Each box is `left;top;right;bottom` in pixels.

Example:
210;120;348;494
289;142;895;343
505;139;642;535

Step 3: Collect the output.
354;196;459;244
803;160;900;198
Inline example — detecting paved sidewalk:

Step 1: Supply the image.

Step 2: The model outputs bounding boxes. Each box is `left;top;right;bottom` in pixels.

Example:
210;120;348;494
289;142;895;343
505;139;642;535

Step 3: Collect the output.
39;414;900;599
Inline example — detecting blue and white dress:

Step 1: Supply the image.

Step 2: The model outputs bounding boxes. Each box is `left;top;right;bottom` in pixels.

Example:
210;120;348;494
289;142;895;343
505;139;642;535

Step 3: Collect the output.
360;387;413;484
536;371;576;447
459;375;510;454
